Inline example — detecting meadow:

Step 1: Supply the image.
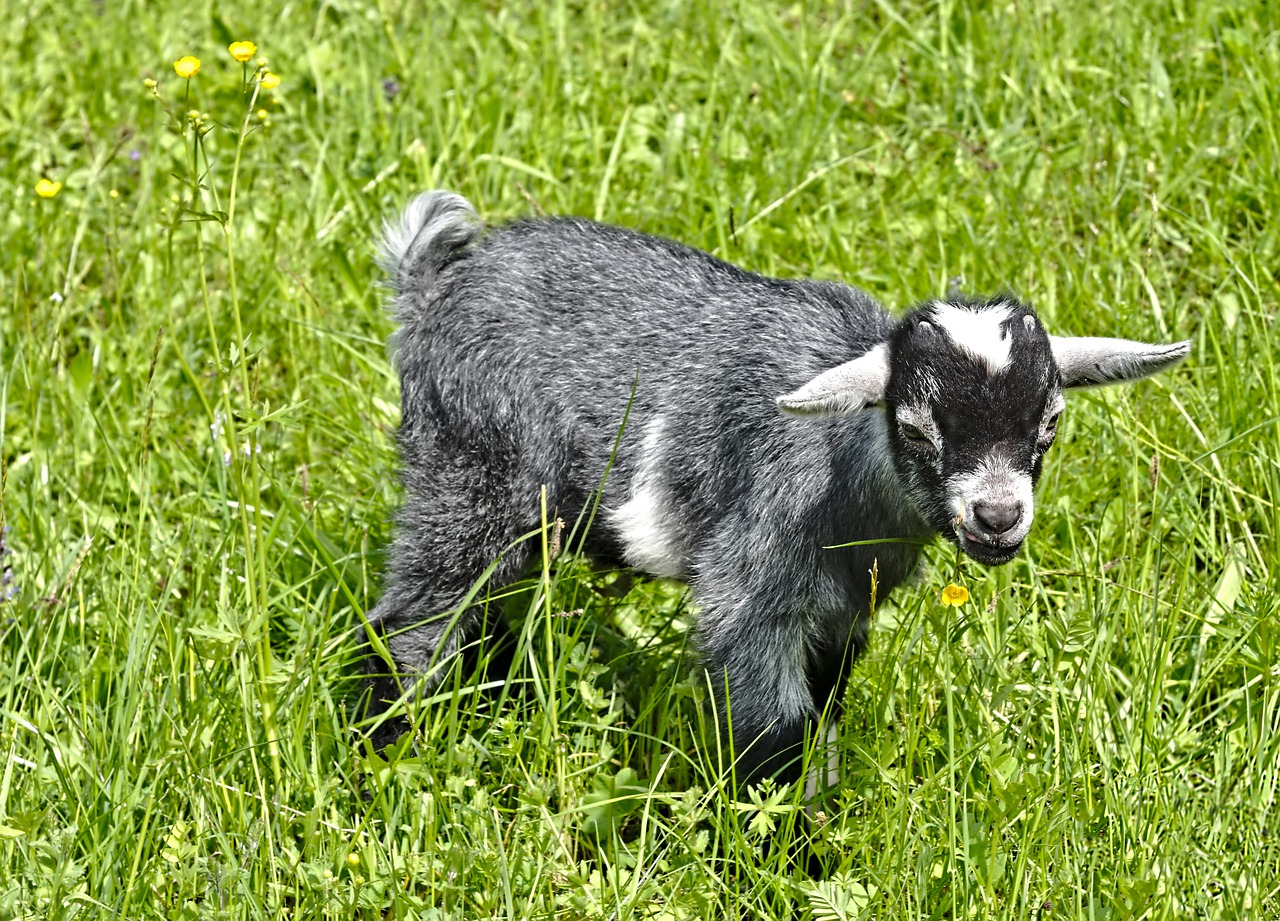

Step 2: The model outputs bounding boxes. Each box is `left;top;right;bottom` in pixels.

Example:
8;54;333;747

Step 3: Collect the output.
2;0;1278;917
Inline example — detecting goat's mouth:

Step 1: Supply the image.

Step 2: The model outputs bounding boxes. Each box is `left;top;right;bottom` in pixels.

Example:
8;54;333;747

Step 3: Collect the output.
954;526;1023;565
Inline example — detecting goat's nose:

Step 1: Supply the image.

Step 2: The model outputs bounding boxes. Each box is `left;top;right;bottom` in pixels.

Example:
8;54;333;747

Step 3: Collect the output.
973;499;1022;535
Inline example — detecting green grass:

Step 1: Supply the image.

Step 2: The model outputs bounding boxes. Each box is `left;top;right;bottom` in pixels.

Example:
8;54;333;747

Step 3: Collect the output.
2;0;1278;917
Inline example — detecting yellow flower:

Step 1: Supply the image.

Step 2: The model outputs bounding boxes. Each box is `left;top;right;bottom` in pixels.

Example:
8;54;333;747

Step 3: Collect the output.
260;72;280;90
228;41;257;63
174;55;201;79
35;179;62;199
940;583;969;607
346;851;360;868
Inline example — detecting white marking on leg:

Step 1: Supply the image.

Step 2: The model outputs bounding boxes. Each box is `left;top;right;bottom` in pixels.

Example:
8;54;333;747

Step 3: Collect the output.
804;723;841;812
930;301;1014;374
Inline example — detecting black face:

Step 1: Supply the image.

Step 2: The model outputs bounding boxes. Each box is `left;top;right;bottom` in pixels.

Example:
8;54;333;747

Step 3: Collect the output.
884;297;1063;565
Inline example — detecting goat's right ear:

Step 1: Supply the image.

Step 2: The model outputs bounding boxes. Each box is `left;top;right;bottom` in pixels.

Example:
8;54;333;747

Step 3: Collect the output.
777;344;890;416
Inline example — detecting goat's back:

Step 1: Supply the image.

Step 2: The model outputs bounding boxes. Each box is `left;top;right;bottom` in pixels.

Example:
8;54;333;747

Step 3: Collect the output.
392;213;892;423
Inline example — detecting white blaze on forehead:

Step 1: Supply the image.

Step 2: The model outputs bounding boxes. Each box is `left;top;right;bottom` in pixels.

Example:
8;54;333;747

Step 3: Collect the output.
930;301;1015;374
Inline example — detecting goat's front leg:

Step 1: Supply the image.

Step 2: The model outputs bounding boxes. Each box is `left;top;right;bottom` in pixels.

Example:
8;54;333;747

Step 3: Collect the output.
697;600;815;788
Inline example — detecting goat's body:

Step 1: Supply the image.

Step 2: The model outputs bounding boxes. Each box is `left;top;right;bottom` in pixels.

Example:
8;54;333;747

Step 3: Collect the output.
377;208;926;779
370;191;1189;786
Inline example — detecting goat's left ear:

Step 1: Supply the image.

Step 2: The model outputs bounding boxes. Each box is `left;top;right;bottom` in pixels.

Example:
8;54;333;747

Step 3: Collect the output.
777;344;890;416
1050;336;1191;389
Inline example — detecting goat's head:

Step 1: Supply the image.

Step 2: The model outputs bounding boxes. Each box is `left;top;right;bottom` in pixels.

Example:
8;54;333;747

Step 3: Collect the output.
777;296;1191;565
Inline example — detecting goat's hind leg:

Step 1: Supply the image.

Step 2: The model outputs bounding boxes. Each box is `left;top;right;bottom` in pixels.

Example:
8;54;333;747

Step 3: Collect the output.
363;478;539;743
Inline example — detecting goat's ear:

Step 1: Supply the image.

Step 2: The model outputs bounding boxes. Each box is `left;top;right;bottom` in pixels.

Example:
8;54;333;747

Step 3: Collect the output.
777;344;890;416
1050;336;1191;389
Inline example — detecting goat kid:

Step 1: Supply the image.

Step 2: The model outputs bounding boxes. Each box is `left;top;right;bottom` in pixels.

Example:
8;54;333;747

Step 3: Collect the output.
367;191;1189;787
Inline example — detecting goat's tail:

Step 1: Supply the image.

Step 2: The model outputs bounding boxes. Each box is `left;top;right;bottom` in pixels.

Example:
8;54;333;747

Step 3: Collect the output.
379;191;481;310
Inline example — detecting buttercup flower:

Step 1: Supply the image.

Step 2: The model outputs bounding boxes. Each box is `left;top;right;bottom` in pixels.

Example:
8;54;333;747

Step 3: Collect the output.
940;583;969;607
260;72;280;90
229;41;257;62
174;56;201;78
35;179;62;199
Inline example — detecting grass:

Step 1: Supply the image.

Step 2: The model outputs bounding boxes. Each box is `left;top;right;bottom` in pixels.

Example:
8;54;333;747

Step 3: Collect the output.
1;0;1278;917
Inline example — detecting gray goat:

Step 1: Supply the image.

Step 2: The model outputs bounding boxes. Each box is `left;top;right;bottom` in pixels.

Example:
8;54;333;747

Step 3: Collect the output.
367;190;1189;786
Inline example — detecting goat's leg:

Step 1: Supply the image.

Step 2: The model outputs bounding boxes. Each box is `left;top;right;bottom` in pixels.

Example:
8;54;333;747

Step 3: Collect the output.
363;478;539;743
697;609;815;788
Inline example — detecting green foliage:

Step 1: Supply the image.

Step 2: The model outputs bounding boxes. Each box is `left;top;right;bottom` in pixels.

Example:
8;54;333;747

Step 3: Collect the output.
2;0;1278;917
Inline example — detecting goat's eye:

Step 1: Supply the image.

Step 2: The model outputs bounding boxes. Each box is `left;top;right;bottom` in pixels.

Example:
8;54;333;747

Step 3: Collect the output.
899;422;934;450
1040;413;1061;443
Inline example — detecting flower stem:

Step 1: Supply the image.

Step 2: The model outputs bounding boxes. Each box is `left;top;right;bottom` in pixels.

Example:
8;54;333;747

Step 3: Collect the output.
225;76;280;783
187;94;280;792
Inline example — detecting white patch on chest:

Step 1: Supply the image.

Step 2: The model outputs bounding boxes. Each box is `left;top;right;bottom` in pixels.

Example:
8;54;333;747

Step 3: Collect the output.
931;301;1014;374
611;417;688;580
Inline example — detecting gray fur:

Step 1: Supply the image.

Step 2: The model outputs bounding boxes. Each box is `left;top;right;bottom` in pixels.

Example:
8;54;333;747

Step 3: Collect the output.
379;191;481;315
367;190;1191;787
